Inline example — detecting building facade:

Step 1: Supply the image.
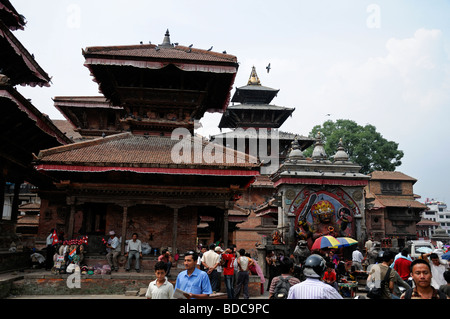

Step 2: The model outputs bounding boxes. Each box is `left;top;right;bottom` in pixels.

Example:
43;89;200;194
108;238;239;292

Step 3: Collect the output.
34;31;259;255
422;200;450;235
365;171;428;248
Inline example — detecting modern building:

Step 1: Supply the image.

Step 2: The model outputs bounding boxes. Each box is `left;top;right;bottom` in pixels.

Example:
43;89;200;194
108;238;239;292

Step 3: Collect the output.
422;200;450;235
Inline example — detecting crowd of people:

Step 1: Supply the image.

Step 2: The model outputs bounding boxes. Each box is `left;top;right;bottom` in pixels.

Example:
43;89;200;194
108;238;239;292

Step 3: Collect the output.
365;248;450;299
145;244;264;299
44;229;450;300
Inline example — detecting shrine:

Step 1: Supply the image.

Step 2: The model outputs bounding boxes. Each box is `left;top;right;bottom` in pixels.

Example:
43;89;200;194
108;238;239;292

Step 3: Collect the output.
34;30;260;257
257;133;370;254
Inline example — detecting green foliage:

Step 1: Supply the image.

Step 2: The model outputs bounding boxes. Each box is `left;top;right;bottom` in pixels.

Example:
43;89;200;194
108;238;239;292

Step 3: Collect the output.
304;119;404;174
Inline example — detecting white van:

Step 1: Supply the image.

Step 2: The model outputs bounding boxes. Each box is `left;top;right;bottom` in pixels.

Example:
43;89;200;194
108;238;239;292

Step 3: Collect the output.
408;240;435;259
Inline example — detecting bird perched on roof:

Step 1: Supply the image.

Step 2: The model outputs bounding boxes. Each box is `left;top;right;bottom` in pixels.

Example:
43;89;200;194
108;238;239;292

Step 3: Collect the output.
266;63;271;73
189;44;193;48
207;46;213;51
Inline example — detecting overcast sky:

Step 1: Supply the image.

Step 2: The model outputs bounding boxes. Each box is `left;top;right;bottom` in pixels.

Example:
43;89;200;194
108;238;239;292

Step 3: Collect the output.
11;1;450;204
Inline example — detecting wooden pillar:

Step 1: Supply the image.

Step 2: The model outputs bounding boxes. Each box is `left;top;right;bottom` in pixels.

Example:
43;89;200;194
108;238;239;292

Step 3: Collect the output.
121;205;128;254
10;179;23;222
68;205;76;239
223;209;229;247
172;206;178;254
0;166;5;219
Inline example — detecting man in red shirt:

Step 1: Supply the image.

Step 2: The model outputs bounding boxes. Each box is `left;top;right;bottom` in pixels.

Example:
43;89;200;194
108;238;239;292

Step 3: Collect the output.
394;248;412;286
221;247;236;299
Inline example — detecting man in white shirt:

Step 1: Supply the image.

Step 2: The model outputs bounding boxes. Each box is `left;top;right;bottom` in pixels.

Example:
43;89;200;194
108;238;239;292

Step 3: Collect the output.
125;233;142;272
352;247;364;270
106;230;121;271
426;253;449;289
201;244;220;292
233;248;254;299
45;229;56;270
288;254;343;299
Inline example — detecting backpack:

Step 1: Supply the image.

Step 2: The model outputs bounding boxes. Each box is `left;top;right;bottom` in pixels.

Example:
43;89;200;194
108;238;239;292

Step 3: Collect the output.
367;267;391;299
271;276;292;299
404;287;448;299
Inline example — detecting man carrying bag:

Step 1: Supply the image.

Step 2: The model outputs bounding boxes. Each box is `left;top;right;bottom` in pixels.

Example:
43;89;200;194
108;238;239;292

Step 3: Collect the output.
366;250;396;299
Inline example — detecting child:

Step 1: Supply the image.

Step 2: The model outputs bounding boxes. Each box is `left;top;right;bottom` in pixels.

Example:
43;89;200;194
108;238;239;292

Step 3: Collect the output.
323;262;339;291
145;261;174;299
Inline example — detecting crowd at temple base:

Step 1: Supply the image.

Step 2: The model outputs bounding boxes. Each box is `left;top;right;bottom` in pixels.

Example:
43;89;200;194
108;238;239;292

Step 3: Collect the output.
34;229;450;300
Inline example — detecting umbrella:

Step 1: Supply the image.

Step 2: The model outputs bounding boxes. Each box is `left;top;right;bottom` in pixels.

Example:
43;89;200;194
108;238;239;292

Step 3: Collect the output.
441;251;450;261
334;237;358;247
311;235;341;250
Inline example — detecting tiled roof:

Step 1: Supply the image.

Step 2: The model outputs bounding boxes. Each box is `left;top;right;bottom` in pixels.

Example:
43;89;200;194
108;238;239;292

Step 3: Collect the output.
369;171;417;182
37;132;259;169
0;20;51;86
51;119;82;141
18;202;41;211
251;175;274;187
16;214;39;226
377;197;427;209
83;44;237;64
0;0;26;30
53;96;122;109
416;218;439;226
366;191;427;210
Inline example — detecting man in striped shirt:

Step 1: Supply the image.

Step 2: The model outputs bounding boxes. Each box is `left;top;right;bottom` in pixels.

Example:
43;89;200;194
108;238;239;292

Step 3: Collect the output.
288;254;343;299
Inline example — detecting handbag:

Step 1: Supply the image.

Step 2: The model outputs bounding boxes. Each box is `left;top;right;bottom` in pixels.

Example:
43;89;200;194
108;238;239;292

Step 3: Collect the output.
367;266;391;299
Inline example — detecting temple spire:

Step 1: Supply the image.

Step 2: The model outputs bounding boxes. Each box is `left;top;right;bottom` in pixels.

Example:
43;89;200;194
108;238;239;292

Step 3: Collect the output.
247;66;261;86
333;138;350;162
311;132;328;161
159;29;173;47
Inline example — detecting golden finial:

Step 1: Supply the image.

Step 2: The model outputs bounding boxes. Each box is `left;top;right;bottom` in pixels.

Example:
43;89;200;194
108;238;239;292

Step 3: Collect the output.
247;66;261;86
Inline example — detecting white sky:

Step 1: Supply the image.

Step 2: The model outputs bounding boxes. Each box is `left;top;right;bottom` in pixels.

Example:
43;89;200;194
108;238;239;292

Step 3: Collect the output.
10;0;450;204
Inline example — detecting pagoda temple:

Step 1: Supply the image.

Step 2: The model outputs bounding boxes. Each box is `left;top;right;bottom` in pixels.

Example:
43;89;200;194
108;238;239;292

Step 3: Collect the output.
208;66;314;253
213;66;314;174
0;0;71;248
34;30;259;254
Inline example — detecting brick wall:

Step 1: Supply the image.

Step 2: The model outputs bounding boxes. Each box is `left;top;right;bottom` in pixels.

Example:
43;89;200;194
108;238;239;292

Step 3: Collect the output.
234;187;274;255
37;201;199;255
10;272;265;297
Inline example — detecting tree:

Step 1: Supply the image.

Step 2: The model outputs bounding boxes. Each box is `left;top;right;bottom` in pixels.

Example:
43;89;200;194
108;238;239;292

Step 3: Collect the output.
304;119;404;174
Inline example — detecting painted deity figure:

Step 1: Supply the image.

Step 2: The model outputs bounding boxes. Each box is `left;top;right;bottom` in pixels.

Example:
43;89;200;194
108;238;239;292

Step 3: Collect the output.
272;230;284;245
296;199;352;248
310;200;352;240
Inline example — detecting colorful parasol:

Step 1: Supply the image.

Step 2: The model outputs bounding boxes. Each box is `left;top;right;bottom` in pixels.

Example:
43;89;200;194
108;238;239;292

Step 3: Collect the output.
334;237;358;247
311;235;341;250
441;251;450;261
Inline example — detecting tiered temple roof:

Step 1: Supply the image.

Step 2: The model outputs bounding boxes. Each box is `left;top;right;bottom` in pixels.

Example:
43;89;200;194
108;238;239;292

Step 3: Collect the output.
218;66;294;129
80;30;239;135
0;0;70;190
